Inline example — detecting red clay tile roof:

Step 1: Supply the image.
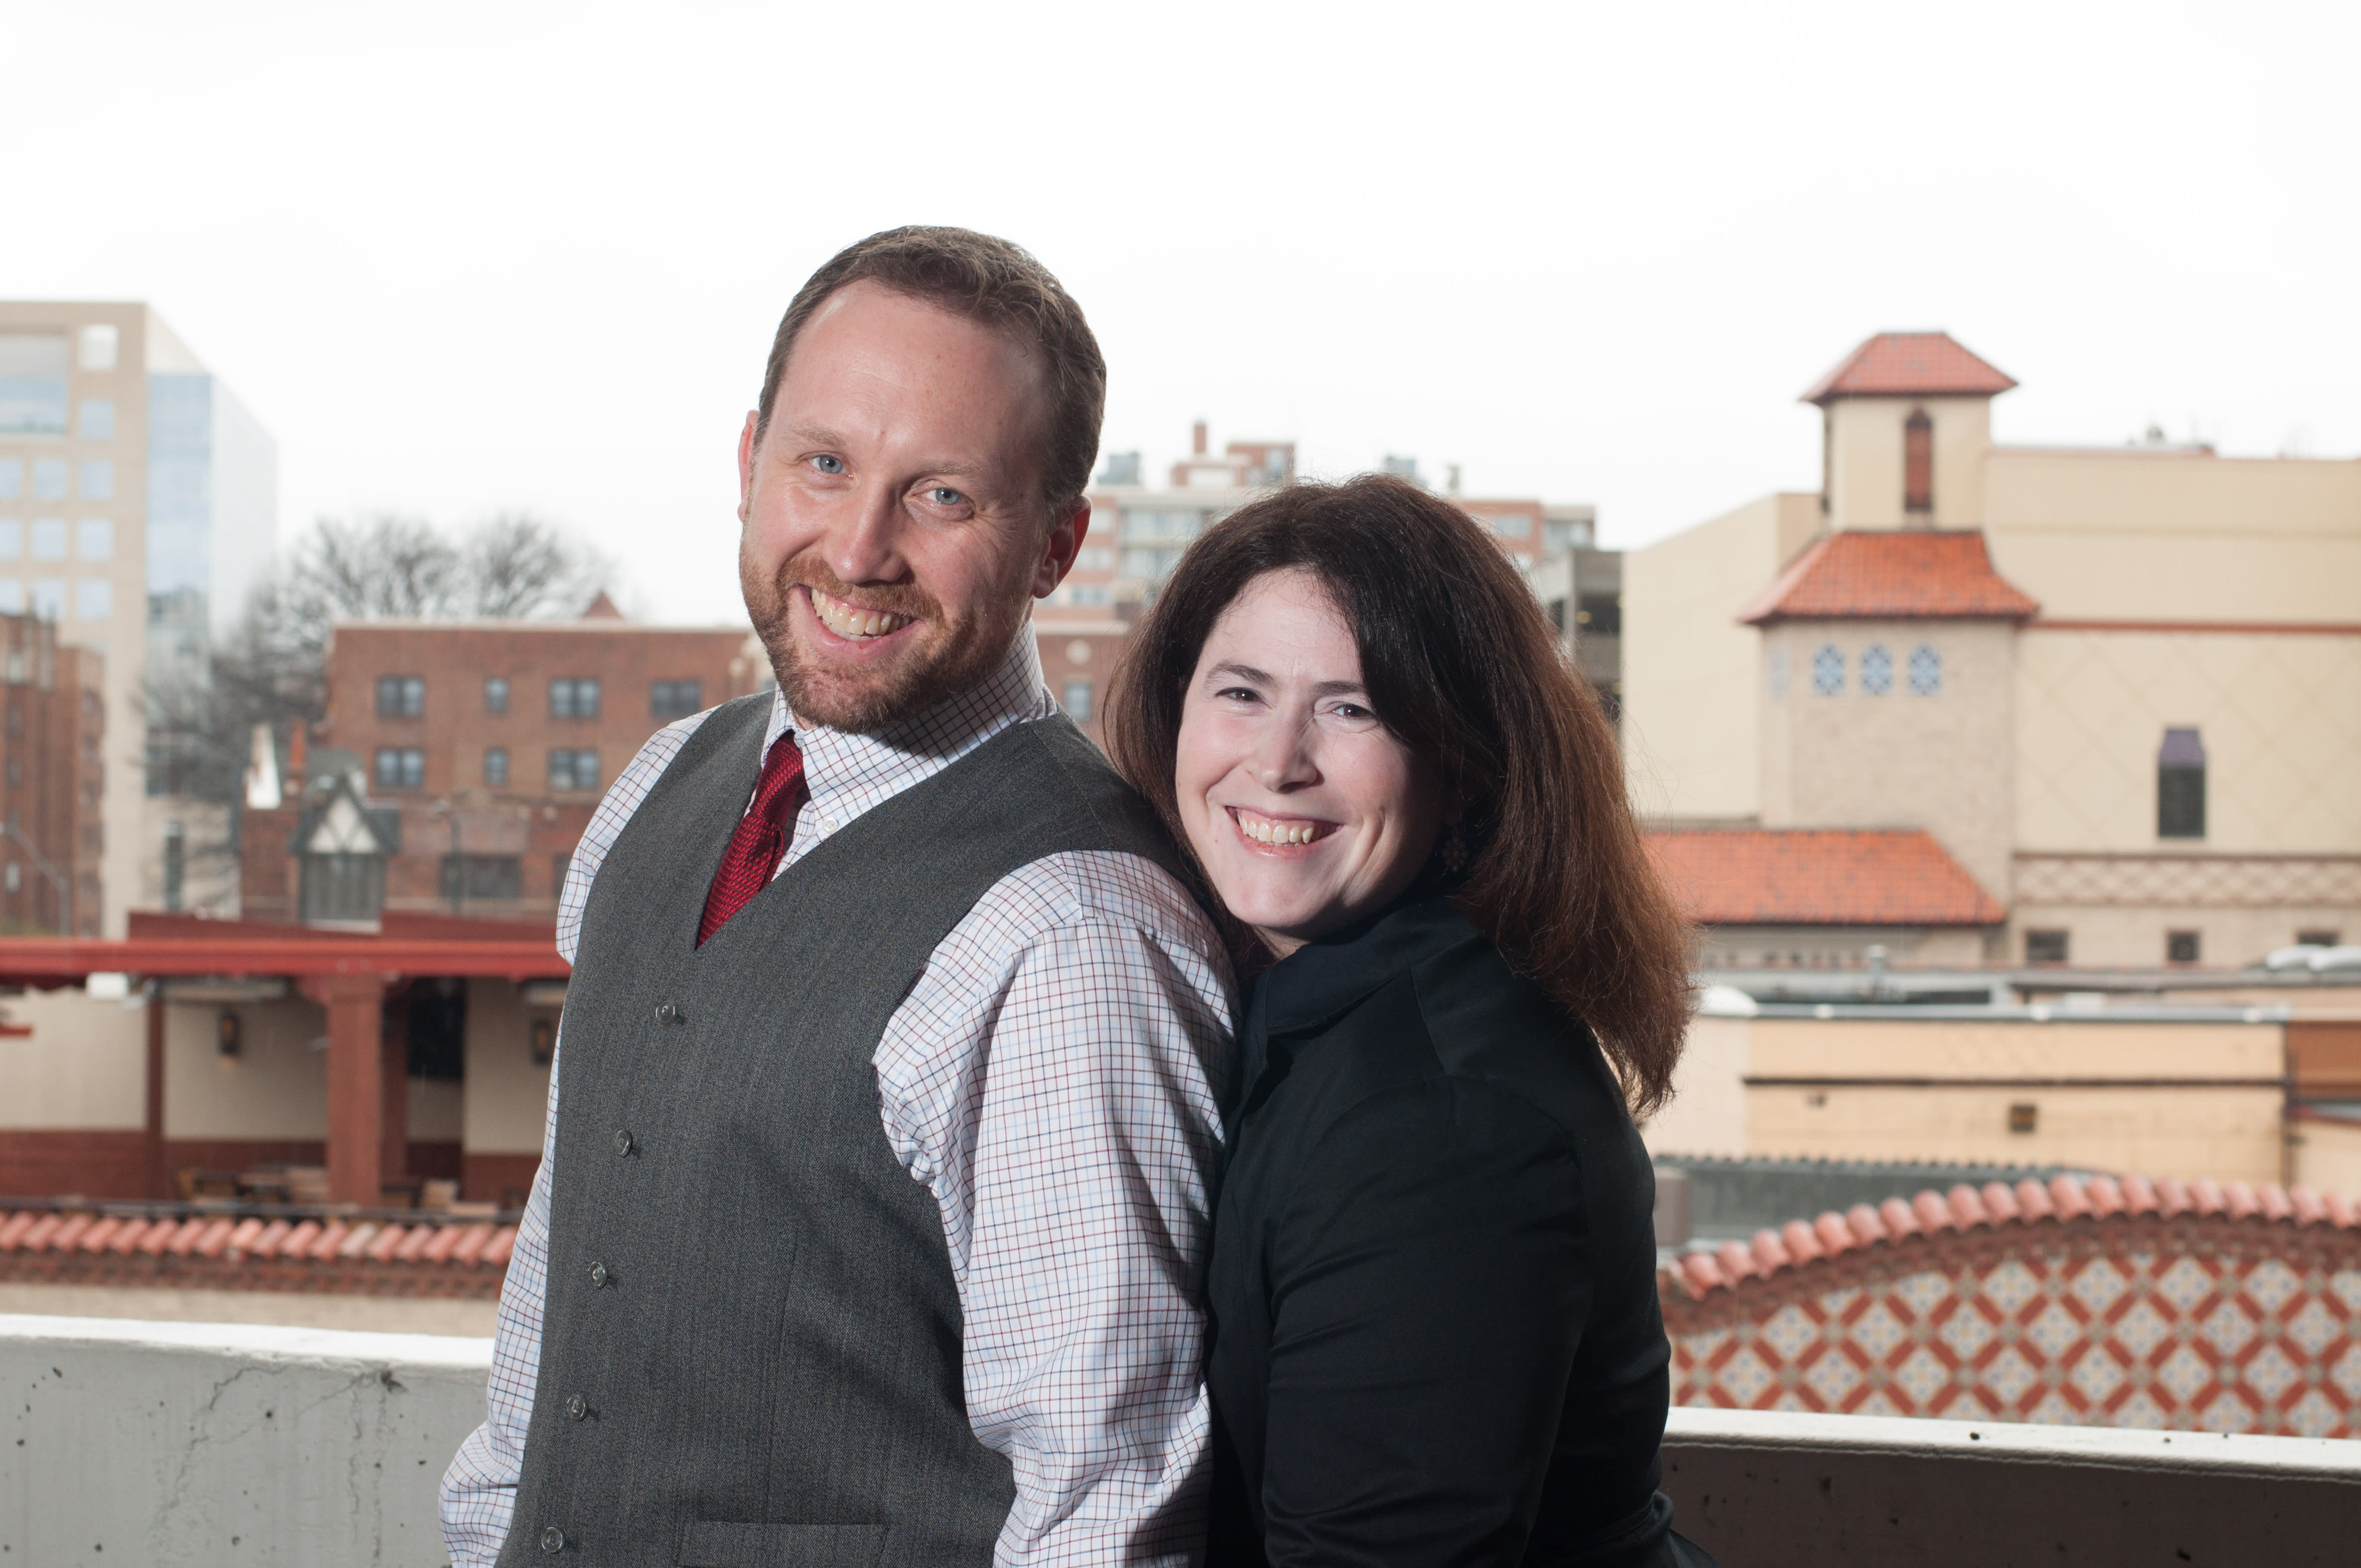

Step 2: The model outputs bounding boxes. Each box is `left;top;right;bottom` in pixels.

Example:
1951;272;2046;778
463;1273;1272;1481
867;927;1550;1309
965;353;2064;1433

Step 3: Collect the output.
1800;331;2017;404
1647;828;2005;926
0;1207;517;1297
1664;1172;2359;1299
1737;530;2039;625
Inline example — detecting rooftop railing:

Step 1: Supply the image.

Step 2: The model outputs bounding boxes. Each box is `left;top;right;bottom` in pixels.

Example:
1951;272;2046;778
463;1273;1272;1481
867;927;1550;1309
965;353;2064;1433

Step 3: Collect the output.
4;1315;2356;1566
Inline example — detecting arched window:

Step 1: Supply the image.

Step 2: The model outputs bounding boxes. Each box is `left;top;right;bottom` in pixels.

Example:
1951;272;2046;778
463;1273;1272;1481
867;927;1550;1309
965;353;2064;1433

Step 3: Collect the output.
1908;644;1942;695
1904;408;1933;515
1860;644;1893;695
1811;645;1845;695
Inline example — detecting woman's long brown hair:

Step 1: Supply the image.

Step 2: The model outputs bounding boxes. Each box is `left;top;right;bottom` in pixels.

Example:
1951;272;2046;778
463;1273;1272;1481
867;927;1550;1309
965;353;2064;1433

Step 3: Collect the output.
1103;473;1694;1116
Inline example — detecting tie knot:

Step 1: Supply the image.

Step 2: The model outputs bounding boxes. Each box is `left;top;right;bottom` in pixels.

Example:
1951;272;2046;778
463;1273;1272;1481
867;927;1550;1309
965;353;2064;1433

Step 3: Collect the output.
750;733;808;827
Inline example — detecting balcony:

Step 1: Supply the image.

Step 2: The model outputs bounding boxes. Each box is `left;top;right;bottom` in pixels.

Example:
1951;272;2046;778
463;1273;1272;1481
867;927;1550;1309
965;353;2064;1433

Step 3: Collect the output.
5;1314;2357;1566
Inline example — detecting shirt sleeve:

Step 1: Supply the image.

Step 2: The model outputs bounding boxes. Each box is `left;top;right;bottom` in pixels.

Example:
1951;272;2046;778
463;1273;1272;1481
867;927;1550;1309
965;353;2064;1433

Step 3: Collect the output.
1256;1081;1594;1568
439;1041;563;1566
875;851;1236;1568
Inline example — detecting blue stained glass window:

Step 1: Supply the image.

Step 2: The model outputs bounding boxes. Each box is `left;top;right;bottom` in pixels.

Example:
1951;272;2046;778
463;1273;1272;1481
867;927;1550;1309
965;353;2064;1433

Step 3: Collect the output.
1861;645;1893;695
1909;644;1942;695
1811;645;1845;695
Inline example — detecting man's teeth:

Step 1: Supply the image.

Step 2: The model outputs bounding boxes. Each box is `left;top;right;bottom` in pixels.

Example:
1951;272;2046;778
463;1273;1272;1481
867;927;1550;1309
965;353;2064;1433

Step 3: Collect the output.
1241;816;1318;846
813;591;912;640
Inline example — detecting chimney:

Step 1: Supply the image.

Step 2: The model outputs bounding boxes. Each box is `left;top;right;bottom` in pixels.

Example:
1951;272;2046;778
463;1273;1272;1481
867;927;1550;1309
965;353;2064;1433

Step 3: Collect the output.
288;723;309;784
1192;421;1208;456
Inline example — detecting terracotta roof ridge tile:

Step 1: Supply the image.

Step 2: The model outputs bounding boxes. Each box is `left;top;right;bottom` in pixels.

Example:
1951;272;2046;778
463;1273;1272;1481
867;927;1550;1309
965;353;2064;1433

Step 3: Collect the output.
1668;1171;2361;1298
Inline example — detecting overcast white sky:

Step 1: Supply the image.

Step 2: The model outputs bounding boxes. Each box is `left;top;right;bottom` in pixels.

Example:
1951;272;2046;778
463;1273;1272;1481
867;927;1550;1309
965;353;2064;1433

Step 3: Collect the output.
7;0;2355;624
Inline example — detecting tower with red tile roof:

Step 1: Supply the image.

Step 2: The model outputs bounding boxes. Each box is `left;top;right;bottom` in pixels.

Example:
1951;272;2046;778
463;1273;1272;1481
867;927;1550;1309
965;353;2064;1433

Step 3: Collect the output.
1805;331;2017;533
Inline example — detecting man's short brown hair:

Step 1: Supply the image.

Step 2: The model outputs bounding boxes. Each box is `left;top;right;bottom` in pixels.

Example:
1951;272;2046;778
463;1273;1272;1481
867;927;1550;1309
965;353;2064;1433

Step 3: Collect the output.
756;226;1106;512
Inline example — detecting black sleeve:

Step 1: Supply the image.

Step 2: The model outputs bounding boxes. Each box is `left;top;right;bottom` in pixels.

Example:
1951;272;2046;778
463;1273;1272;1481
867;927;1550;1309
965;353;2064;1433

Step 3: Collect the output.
1256;1077;1592;1568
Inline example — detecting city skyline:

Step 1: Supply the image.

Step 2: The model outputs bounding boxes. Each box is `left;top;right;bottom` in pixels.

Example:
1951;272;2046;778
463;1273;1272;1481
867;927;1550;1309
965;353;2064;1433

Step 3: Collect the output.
3;1;2354;628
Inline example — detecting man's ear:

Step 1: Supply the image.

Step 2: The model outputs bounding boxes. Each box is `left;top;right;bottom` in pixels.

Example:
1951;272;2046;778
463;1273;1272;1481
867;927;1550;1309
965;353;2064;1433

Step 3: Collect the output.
1032;496;1092;599
737;412;760;526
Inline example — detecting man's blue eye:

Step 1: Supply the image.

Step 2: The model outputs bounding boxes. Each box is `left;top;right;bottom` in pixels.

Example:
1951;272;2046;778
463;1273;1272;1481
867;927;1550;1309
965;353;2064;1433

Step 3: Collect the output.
931;487;964;506
813;455;845;474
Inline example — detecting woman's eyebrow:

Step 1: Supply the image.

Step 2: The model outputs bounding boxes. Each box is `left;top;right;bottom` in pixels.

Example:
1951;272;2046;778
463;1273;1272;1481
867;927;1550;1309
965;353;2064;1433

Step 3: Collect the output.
1208;661;1274;685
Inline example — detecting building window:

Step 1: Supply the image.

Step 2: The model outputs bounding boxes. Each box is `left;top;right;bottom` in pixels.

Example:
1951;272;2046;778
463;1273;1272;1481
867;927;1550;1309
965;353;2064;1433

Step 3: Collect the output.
0;459;17;497
484;675;510;714
651;679;702;717
2008;1103;2038;1135
1908;643;1941;695
29;519;64;560
373;747;425;789
1062;681;1094;723
31;461;66;501
2025;929;2069;964
550;749;600;791
0;335;69;435
1904;408;1933;514
2167;930;2202;964
375;675;425;718
74;580;109;621
2158;728;2206;839
551;677;601;718
1811;644;1844;695
77;459;113;500
299;852;384;923
1066;584;1111;606
0;522;18;559
1075;546;1115;571
1486;513;1534;539
76;520;112;560
79;399;114;440
1860;644;1893;695
78;324;118;372
484;747;510;787
2297;929;2341;948
440;854;524;903
30;579;64;620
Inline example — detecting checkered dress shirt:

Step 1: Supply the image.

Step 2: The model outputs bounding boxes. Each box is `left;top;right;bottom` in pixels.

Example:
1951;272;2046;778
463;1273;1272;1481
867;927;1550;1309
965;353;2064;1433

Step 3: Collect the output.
440;634;1236;1567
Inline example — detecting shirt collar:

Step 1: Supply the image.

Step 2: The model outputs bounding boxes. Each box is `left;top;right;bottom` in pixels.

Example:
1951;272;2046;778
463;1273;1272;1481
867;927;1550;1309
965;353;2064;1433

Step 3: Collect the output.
1253;895;1481;1039
766;628;1053;828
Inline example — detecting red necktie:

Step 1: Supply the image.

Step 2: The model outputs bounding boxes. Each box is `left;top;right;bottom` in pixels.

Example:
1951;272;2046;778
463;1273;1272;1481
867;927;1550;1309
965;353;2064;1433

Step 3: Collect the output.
697;733;809;945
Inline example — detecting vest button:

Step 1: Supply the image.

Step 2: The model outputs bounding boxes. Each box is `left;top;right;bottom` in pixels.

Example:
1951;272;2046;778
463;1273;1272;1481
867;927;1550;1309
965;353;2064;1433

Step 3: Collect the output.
539;1525;566;1553
588;1260;609;1288
614;1128;634;1156
565;1393;588;1421
655;1002;681;1024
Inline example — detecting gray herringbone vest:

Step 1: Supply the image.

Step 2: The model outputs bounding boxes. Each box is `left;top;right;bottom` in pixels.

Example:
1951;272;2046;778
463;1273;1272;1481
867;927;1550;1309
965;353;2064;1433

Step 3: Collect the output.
500;694;1185;1568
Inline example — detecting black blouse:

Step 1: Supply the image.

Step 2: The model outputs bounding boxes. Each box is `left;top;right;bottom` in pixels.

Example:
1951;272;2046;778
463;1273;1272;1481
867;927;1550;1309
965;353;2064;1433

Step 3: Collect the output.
1205;896;1679;1568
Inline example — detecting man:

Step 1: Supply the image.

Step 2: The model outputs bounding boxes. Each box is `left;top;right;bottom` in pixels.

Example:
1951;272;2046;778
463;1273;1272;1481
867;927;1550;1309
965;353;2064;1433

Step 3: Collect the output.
442;228;1234;1566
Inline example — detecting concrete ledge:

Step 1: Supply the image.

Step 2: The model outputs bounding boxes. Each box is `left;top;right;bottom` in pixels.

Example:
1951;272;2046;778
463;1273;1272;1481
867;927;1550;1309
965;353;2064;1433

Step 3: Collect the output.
0;1314;491;1568
1663;1405;2361;1566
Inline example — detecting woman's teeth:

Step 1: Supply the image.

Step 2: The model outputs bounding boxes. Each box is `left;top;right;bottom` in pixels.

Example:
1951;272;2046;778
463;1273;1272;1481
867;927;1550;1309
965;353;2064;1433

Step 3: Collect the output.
1240;815;1319;846
812;589;913;641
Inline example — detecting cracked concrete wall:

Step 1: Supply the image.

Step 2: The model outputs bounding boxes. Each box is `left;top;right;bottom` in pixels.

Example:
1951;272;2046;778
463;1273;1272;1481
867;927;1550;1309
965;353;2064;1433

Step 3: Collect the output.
0;1314;489;1567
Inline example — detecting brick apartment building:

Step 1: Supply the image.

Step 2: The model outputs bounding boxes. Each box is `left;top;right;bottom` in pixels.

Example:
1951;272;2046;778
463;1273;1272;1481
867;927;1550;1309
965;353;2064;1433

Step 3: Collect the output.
0;611;104;935
241;600;763;925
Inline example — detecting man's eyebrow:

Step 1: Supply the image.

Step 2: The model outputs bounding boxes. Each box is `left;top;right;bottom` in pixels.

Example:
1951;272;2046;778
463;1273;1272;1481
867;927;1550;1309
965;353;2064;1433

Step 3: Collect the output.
776;424;987;479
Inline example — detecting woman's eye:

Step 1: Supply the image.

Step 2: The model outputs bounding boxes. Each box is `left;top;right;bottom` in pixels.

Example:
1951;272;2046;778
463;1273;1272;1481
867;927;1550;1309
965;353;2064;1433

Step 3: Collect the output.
1216;686;1261;704
1323;701;1379;727
811;455;845;475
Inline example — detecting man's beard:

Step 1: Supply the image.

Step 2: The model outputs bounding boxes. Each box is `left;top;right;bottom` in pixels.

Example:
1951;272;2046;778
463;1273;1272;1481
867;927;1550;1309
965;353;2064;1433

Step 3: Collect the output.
743;547;1026;734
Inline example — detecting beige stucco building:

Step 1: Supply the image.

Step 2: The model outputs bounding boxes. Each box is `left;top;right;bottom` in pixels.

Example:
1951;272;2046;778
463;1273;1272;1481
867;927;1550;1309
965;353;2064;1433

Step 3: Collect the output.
1625;332;2361;971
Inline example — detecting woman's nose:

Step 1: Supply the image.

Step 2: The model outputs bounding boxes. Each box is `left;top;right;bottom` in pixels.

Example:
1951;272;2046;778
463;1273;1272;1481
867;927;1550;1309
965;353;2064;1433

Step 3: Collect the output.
1249;717;1318;792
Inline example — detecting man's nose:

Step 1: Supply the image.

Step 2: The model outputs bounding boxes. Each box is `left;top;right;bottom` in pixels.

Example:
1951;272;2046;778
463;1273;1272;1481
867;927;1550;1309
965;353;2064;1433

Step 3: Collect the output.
826;480;911;585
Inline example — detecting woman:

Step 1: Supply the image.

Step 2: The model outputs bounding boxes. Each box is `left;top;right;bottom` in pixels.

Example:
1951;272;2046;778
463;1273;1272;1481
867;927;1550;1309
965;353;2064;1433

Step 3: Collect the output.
1106;475;1709;1567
